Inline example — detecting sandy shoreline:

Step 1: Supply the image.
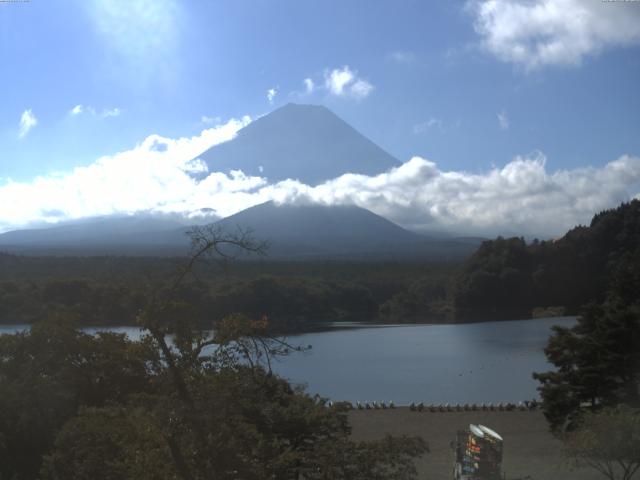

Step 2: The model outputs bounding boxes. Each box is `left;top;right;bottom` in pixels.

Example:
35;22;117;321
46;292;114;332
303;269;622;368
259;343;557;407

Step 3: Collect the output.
348;408;601;480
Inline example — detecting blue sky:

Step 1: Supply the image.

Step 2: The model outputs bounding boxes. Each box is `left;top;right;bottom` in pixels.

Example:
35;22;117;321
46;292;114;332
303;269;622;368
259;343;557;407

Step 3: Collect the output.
1;0;640;236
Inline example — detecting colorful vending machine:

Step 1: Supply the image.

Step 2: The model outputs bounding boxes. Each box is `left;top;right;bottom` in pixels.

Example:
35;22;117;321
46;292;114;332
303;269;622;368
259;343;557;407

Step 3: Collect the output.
453;424;503;480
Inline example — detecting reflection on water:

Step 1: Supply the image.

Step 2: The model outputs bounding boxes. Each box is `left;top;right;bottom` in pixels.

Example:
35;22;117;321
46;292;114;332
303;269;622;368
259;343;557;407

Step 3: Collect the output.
0;317;575;404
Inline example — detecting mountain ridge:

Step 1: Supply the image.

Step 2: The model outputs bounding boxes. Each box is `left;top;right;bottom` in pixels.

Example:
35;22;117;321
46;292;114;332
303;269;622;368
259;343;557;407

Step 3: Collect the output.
0;202;482;259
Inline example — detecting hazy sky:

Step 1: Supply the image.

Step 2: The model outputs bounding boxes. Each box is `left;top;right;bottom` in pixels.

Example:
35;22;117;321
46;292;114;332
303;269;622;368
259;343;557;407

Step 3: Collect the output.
1;0;640;236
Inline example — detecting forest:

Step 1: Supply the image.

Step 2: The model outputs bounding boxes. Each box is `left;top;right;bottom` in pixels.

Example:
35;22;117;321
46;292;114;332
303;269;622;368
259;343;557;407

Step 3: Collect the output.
1;200;639;329
453;200;640;321
0;254;456;330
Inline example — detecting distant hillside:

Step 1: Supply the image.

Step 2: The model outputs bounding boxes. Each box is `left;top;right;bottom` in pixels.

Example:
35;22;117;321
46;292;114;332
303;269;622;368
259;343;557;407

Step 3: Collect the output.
0;202;480;260
213;201;479;260
0;215;198;255
196;103;400;185
215;201;419;256
452;200;640;320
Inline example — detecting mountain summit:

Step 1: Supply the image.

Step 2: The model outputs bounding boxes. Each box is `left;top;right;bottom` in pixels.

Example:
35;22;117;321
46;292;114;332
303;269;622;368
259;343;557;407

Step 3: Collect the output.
197;103;399;185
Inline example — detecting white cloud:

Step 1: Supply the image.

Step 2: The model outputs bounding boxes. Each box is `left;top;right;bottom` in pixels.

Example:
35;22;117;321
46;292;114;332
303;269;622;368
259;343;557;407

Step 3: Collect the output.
324;66;374;100
468;0;640;70
497;109;509;130
350;79;374;99
413;117;444;135
303;78;315;94
18;109;37;139
69;105;121;118
87;0;179;59
0;116;251;232
84;0;181;86
1;119;639;238
389;51;416;64
325;67;352;96
267;87;277;105
102;107;121;118
260;153;640;237
201;115;220;125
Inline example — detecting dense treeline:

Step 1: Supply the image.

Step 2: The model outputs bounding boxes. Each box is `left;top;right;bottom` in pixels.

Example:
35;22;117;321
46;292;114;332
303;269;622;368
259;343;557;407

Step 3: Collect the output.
453;200;640;320
0;254;445;284
2;200;639;328
0;257;459;329
378;274;453;322
532;229;640;432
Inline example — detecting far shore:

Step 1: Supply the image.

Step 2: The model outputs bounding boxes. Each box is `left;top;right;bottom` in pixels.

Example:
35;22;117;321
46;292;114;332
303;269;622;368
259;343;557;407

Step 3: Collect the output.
349;408;601;480
0;315;577;335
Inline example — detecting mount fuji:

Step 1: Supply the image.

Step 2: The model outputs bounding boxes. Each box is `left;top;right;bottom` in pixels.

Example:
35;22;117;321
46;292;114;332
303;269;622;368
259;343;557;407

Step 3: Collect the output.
0;104;482;258
196;103;400;185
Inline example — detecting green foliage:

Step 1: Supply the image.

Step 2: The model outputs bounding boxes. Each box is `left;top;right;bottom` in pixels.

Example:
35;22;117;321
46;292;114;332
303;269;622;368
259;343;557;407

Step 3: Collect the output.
534;298;640;432
41;407;177;480
533;230;640;433
0;304;427;480
0;279;147;326
0;318;156;480
36;362;428;480
379;275;452;322
205;275;378;328
453;236;534;320
564;407;640;480
0;258;461;328
454;200;640;320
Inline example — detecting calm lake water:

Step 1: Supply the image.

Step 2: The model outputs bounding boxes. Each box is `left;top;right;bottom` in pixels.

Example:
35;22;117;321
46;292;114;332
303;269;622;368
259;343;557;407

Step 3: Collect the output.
0;317;574;404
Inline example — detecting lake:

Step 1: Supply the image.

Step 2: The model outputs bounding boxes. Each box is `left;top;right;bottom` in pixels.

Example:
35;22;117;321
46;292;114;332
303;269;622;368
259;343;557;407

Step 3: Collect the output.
0;317;573;405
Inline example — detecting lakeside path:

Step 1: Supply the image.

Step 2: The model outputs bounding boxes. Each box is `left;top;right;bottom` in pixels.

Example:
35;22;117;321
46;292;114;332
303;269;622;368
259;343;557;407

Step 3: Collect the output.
348;408;602;480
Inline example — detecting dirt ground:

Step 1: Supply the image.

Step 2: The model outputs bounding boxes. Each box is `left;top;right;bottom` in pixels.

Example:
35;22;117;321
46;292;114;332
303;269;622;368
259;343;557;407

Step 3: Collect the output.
348;408;603;480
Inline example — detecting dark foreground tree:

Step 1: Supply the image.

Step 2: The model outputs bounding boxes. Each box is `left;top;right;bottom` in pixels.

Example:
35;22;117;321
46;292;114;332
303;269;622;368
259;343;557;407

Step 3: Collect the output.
533;298;640;432
1;225;428;480
41;406;176;480
564;407;640;480
533;240;640;433
0;318;156;480
41;365;427;480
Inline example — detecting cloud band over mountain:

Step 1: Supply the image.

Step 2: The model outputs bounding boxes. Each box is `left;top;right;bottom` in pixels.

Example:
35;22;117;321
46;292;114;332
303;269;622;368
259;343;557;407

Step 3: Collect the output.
1;118;639;238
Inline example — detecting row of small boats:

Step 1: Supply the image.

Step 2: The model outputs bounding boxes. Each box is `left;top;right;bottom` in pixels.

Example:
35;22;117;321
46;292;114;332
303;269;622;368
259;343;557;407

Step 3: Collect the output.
325;399;539;411
408;400;539;412
355;401;396;410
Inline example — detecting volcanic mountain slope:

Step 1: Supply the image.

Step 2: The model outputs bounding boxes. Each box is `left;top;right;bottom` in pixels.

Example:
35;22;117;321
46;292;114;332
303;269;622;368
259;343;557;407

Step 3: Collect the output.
212;201;480;259
0;215;199;255
0;202;481;259
196;103;400;185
